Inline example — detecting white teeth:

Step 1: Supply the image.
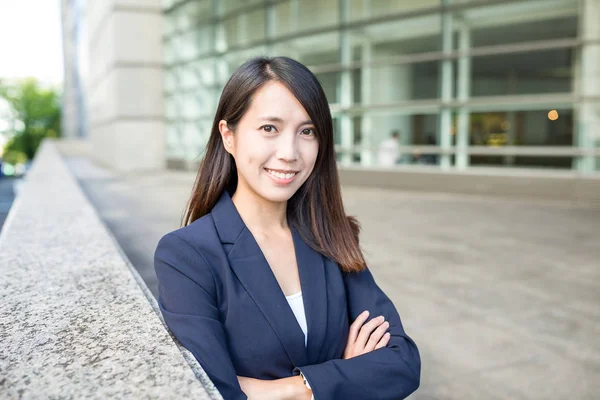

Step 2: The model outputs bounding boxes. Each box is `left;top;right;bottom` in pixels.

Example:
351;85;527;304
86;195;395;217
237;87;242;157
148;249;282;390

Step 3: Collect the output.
266;169;297;179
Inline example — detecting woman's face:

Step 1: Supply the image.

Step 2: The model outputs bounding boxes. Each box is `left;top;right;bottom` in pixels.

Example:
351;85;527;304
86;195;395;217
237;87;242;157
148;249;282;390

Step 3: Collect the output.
219;81;320;204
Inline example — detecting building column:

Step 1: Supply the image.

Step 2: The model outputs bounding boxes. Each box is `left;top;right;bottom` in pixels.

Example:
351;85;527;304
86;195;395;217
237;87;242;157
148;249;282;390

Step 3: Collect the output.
360;40;373;166
439;0;454;169
85;0;165;172
456;20;471;169
61;0;88;139
338;0;353;166
577;0;600;172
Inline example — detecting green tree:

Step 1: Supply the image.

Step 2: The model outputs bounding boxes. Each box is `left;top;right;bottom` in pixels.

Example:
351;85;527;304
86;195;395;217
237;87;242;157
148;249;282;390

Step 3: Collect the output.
0;78;61;163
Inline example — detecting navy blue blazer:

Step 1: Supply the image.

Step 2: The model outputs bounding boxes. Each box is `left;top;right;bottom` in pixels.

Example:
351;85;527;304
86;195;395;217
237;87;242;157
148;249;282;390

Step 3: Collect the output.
154;189;420;399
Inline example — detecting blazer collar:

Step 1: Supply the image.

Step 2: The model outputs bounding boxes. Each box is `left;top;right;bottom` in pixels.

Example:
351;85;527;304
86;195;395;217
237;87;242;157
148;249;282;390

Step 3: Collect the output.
211;189;328;368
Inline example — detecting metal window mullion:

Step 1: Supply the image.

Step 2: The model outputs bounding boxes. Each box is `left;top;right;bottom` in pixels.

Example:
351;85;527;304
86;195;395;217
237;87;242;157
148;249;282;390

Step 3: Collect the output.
439;0;454;169
360;40;373;166
456;19;471;170
266;0;276;53
339;0;353;166
576;0;600;172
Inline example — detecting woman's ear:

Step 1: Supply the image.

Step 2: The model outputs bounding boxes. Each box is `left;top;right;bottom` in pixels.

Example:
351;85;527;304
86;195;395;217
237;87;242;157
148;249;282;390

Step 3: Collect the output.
218;119;235;156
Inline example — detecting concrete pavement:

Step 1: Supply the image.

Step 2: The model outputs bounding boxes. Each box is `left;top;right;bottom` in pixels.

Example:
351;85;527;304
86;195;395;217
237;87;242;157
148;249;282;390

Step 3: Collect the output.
66;156;600;400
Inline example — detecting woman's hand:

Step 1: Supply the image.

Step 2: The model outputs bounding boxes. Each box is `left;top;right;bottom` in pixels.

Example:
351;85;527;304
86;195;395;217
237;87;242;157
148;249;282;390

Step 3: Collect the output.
343;310;390;359
237;375;311;400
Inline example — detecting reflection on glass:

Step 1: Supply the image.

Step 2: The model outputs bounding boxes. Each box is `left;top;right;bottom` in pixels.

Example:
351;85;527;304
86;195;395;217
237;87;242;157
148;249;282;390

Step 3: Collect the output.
353;61;439;104
467;109;574;168
335;114;440;166
272;32;339;66
165;1;212;36
471;49;573;97
221;0;264;16
168;26;213;64
460;1;577;48
348;0;440;22
273;0;338;37
223;9;266;49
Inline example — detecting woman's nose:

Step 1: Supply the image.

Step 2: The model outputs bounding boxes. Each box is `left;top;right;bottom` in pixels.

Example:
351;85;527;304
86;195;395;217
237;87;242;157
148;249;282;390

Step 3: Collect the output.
276;132;299;161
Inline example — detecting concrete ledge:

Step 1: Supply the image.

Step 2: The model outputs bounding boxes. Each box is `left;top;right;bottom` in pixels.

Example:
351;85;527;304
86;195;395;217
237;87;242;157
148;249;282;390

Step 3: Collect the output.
338;166;600;208
0;139;222;399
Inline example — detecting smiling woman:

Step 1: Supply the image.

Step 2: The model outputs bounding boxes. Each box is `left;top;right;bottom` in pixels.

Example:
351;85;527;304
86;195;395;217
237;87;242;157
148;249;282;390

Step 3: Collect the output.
218;80;319;201
154;57;421;400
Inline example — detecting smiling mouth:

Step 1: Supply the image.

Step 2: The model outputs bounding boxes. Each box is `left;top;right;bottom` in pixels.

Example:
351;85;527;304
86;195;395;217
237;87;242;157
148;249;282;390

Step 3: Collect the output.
264;168;298;179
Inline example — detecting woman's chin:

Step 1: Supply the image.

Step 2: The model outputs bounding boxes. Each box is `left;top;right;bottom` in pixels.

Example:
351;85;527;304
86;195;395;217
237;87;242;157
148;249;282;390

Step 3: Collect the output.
257;186;297;203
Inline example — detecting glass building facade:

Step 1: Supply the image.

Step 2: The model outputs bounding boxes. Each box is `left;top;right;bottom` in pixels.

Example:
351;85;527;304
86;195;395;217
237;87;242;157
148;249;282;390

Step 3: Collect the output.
162;0;600;173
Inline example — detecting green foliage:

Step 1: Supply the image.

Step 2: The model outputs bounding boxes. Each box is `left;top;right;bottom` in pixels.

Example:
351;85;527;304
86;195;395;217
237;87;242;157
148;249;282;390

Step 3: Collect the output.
0;78;62;162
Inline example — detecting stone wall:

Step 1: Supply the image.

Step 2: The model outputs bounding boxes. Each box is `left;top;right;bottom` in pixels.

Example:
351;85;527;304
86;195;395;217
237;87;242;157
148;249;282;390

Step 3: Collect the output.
0;139;221;399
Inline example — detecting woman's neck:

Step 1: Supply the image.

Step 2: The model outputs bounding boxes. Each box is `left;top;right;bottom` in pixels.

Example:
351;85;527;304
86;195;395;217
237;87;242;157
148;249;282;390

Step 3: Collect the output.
231;185;289;236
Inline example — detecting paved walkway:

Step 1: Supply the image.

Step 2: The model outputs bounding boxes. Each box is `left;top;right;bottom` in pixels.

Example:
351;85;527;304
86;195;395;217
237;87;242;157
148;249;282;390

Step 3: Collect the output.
67;156;600;400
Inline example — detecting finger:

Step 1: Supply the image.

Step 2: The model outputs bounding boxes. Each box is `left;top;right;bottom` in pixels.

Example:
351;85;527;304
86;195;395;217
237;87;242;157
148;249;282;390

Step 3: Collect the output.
356;315;386;352
348;310;370;346
374;332;391;350
365;320;390;352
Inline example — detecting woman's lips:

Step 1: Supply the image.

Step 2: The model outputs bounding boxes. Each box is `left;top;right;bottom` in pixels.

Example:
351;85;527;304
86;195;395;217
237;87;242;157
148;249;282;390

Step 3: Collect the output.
264;168;298;185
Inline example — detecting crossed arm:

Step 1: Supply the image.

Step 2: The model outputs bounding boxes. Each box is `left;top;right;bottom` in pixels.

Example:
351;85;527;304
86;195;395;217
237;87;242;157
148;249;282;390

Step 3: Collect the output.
236;307;397;399
155;233;420;400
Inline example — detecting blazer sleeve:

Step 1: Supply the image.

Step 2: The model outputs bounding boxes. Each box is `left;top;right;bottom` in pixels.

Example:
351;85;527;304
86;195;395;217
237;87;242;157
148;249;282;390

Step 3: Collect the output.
293;266;421;400
154;232;248;400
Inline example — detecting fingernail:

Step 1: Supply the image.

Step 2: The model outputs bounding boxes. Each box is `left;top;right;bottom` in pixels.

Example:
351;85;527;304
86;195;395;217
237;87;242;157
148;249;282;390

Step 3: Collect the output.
363;310;369;317
378;315;385;321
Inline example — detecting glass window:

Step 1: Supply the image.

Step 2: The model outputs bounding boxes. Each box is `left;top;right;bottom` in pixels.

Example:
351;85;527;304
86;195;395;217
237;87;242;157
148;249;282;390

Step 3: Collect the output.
458;1;578;47
222;45;269;75
273;0;338;37
164;95;180;120
471;48;574;97
315;71;340;104
163;0;178;11
466;108;574;168
180;89;216;119
335;112;440;166
165;1;213;37
350;21;441;59
181;59;217;89
164;68;178;93
166;123;184;158
353;60;439;105
348;0;440;22
168;25;213;64
223;8;266;49
272;32;340;66
220;0;265;16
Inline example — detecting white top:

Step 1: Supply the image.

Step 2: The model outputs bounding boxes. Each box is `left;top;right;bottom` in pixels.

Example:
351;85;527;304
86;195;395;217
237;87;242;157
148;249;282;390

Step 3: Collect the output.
285;291;308;347
286;291;314;399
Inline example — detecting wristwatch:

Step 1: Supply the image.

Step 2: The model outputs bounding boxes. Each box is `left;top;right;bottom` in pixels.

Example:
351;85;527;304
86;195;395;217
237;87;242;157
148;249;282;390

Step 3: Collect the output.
299;370;314;399
299;371;311;390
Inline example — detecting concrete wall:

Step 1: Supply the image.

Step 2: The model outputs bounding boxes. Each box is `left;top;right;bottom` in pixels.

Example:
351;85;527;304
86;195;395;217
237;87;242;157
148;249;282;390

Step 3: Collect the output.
0;139;221;398
84;0;166;172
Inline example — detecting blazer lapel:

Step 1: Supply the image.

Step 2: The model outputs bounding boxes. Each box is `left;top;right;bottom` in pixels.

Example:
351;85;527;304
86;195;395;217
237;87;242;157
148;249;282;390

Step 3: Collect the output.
211;189;328;368
290;225;328;364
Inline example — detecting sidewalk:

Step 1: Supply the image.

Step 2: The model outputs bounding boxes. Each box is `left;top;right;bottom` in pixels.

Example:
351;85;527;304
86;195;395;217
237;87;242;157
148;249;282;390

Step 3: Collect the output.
66;155;600;400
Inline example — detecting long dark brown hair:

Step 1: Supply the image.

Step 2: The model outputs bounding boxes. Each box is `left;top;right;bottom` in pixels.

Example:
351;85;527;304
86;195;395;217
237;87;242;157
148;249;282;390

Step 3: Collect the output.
181;56;366;273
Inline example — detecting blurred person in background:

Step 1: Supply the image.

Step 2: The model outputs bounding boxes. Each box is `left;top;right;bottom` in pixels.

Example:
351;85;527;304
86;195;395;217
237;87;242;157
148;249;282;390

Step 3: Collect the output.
378;130;401;166
154;57;420;400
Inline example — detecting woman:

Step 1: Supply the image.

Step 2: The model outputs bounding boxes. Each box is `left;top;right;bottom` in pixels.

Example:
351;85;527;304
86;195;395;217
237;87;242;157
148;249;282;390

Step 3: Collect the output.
154;57;420;400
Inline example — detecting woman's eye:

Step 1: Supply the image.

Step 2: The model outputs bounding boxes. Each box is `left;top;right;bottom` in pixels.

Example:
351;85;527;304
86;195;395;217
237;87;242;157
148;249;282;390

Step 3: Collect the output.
261;125;276;133
301;128;315;136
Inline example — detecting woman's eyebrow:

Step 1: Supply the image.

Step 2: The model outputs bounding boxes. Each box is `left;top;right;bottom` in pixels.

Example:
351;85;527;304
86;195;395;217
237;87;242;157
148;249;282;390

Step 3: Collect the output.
258;116;314;126
258;116;284;123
